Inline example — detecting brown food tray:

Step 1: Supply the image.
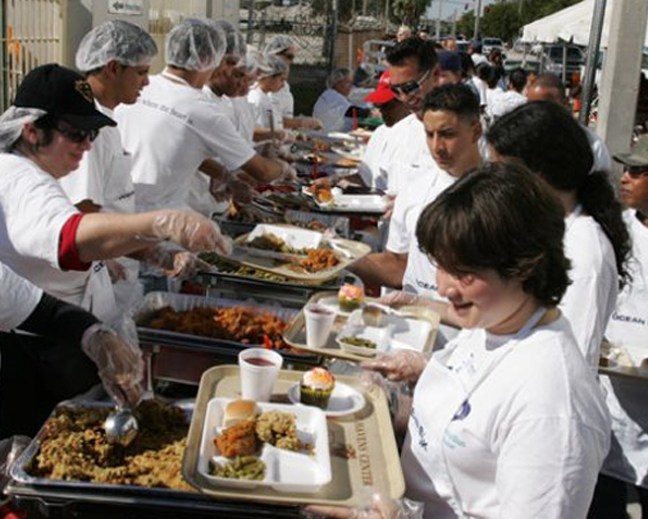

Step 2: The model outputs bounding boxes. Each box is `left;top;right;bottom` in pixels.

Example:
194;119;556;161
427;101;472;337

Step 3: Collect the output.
221;225;370;284
182;365;404;506
598;340;648;382
282;292;440;362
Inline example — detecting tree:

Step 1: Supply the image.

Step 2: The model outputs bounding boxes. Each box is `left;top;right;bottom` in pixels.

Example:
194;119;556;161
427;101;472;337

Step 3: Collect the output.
392;0;432;26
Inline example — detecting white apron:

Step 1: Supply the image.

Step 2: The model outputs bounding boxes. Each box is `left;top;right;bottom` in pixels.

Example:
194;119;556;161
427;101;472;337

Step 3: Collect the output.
402;307;546;518
80;261;117;323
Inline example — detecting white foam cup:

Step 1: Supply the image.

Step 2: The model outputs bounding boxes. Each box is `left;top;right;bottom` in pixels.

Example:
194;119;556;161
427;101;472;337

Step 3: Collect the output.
238;347;283;402
304;303;336;348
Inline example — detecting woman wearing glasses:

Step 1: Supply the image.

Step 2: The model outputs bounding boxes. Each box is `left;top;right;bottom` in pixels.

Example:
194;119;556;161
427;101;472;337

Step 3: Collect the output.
589;138;648;518
0;64;230;436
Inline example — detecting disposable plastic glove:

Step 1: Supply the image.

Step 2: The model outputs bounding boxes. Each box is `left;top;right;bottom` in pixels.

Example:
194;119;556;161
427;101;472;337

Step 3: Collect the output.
378;290;421;308
105;259;128;283
303;489;423;518
140;244;207;279
298;116;323;131
81;323;144;407
360;350;428;384
151;210;232;254
275;160;298;183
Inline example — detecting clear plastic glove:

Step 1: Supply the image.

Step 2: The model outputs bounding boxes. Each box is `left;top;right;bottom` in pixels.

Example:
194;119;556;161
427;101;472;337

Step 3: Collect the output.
140;244;208;279
361;370;412;436
259;141;281;159
378;291;421;308
151;210;232;254
227;175;257;204
360;350;428;384
81;323;144;407
105;259;128;283
275;160;298;183
382;195;396;221
299;116;323;131
303;489;423;518
0;435;30;491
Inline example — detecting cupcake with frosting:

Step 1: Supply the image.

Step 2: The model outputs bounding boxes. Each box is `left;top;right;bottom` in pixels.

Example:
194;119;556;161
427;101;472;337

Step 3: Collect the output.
338;284;364;312
300;367;335;409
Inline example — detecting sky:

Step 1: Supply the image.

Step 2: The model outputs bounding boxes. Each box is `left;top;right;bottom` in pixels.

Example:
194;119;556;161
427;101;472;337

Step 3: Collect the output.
424;0;498;21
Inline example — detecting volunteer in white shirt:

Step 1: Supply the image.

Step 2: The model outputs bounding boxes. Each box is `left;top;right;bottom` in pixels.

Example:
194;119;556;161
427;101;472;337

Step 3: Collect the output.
588;138;648;518
59;20;186;309
0;64;228;436
313;67;371;134
263;35;321;131
526;73;612;172
486;100;630;368
488;66;527;122
248;55;289;132
318;163;610;518
350;37;441;290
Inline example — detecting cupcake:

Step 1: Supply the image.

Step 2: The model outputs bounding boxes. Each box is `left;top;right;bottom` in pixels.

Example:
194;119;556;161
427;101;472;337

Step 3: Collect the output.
338;284;364;312
300;368;335;409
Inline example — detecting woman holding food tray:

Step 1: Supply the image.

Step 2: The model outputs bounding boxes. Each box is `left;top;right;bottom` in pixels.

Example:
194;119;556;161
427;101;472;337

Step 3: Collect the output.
308;163;610;518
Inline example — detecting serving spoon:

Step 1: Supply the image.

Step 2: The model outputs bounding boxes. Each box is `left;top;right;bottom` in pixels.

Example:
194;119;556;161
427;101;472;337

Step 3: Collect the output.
104;386;139;447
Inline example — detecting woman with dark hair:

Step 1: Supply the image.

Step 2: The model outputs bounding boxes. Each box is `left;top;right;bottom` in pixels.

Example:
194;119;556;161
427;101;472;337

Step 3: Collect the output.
486;100;630;369
317;162;610;519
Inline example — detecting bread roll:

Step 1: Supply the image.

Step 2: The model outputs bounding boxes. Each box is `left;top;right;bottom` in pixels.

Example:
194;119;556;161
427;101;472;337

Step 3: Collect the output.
223;399;259;428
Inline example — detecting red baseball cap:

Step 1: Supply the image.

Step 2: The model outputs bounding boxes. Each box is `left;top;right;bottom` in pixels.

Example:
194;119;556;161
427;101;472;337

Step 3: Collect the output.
365;70;395;105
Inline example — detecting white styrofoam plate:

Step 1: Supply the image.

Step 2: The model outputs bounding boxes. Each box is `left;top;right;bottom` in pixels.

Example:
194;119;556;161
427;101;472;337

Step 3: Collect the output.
246;224;323;250
287;382;366;417
336;309;432;356
198;397;331;493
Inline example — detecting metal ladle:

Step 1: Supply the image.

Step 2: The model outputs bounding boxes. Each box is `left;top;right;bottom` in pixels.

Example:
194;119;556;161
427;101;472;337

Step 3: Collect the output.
104;386;139;447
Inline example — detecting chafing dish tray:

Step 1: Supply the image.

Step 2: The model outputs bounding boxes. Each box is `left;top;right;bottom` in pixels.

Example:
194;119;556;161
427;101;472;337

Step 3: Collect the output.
7;399;300;518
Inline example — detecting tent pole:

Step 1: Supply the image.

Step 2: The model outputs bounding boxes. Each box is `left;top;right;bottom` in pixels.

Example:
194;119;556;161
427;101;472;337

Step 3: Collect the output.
579;0;607;125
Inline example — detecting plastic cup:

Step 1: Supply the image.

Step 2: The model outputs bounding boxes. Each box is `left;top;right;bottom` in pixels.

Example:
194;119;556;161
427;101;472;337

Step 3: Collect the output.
238;348;283;402
304;303;336;348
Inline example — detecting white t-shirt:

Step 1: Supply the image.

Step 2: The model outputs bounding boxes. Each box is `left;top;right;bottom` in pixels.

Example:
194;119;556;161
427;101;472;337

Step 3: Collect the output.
271;82;294;118
584;125;612;173
385;161;444;255
59;102;139;311
116;72;255;211
402;316;610;518
357;124;391;190
488;90;527;120
0;153;114;321
248;84;284;130
601;210;648;487
0;262;42;332
561;207;619;368
230;96;257;145
312;88;352;133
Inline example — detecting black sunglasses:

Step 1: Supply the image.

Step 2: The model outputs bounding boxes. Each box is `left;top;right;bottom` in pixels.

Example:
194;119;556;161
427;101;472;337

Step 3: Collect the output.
623;165;648;178
390;69;431;96
55;125;99;143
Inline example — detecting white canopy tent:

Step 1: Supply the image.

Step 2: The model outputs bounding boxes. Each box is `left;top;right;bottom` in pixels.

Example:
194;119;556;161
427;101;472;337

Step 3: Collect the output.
521;0;648;47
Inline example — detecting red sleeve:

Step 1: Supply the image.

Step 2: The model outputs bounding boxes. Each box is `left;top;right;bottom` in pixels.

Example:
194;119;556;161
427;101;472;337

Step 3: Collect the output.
58;213;92;271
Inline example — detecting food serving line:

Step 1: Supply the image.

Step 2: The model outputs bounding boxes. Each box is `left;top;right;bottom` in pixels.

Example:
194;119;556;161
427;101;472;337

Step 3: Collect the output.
1;128;410;518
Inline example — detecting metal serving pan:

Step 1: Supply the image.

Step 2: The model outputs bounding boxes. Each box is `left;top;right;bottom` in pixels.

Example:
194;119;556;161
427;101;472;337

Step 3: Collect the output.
7;399;300;518
131;292;317;365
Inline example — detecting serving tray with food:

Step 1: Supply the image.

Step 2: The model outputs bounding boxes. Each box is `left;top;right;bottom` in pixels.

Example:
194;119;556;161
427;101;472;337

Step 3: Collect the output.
220;224;370;284
283;289;440;362
198;398;330;493
598;340;648;382
131;292;315;361
182;365;404;506
303;185;387;214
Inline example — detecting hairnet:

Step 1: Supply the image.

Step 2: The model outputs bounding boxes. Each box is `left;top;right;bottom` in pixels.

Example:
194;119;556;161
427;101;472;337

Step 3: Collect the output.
165;18;225;71
327;67;351;88
263;35;295;56
75;20;158;72
209;19;246;58
243;45;271;74
0;107;46;152
259;55;288;78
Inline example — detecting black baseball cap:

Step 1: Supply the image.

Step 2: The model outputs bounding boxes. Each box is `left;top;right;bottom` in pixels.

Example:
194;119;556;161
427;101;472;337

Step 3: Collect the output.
13;64;116;130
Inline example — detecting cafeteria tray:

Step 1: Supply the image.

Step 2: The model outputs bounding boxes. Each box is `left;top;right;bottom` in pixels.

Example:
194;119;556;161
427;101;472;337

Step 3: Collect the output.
283;292;440;362
222;226;370;284
7;399;300;518
131;292;315;363
598;340;648;382
182;365;405;506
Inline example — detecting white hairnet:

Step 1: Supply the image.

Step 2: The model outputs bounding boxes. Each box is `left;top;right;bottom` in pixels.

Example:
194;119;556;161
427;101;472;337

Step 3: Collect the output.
263;35;295;56
75;20;158;72
259;55;288;78
165;18;226;72
327;67;351;88
243;45;271;74
209;19;246;58
0;107;46;152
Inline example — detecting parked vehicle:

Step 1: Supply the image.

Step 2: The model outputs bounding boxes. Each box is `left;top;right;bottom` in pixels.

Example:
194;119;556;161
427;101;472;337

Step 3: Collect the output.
482;37;504;55
542;44;584;84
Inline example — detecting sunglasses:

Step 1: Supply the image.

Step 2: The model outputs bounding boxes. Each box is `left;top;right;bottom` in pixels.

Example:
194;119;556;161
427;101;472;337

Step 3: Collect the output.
390;69;431;96
55;125;99;143
623;165;648;178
